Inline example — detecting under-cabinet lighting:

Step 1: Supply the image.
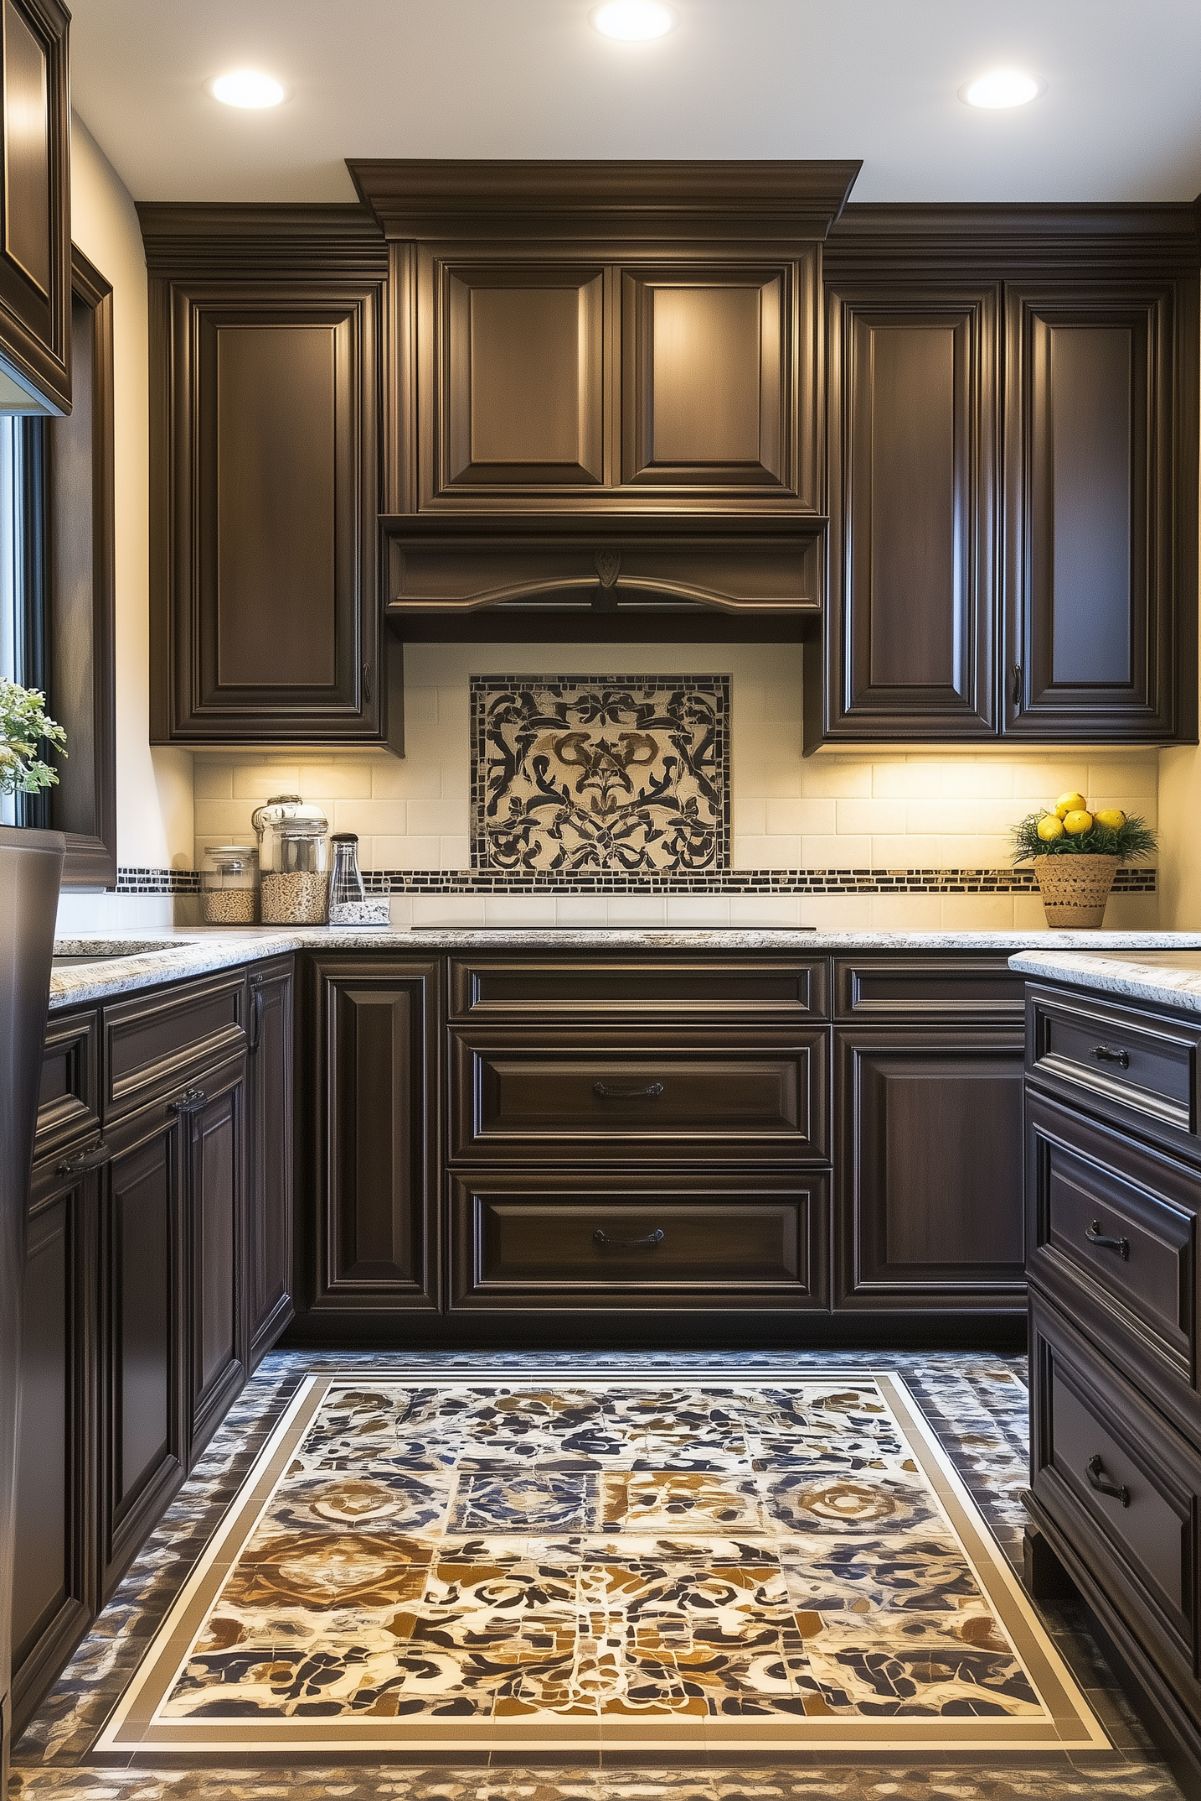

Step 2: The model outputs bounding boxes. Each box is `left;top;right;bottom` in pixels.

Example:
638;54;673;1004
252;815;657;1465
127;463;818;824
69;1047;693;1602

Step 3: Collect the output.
210;69;286;109
960;68;1042;109
591;2;677;42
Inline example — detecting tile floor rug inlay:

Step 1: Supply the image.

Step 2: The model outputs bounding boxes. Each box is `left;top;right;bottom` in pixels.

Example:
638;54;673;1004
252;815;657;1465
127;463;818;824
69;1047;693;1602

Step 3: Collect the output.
95;1368;1105;1760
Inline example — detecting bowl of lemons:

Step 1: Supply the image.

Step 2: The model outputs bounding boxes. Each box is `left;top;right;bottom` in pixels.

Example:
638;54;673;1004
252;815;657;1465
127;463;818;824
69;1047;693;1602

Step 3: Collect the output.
1012;790;1157;928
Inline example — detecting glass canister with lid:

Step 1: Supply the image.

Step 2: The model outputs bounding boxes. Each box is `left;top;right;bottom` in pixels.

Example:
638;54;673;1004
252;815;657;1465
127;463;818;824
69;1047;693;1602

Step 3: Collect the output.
252;795;330;924
200;843;259;925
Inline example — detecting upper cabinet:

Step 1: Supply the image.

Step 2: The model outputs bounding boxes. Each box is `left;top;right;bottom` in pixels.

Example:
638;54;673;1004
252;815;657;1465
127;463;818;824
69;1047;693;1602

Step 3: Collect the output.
141;210;401;748
0;0;70;414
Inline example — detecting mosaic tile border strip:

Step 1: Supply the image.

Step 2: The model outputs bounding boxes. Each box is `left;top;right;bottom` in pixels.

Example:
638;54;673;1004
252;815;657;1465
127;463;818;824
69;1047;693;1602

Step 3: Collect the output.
470;675;732;875
95;1366;1108;1762
115;866;201;895
357;866;1158;896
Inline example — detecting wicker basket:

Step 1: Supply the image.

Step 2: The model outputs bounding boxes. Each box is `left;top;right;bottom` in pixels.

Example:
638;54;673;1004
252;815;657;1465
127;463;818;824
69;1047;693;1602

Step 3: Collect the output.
1032;854;1121;929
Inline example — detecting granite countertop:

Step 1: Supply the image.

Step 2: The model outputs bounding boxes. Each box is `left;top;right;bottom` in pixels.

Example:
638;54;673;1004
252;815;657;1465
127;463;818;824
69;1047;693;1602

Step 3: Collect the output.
48;925;1201;1011
1008;946;1201;1016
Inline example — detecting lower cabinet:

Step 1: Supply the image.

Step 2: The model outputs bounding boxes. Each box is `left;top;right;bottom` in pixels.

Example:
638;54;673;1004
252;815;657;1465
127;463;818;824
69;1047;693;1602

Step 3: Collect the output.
835;1026;1027;1313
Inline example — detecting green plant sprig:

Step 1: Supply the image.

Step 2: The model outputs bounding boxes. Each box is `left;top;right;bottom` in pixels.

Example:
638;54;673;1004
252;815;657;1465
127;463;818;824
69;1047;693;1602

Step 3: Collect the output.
1011;811;1157;863
0;678;67;797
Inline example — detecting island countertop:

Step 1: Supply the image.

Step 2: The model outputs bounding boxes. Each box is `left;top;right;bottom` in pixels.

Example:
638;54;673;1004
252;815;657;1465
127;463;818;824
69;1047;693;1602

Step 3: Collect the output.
1008;946;1201;1015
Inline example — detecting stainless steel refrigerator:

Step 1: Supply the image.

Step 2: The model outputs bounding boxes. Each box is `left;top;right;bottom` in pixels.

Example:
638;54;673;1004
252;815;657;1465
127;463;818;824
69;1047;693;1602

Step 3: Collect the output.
0;826;63;1789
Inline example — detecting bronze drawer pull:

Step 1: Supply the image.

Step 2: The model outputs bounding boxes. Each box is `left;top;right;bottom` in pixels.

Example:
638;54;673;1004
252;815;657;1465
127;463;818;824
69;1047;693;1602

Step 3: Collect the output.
56;1139;109;1178
1011;662;1023;707
593;1226;666;1252
592;1079;665;1100
1085;1219;1130;1258
169;1086;209;1116
1086;1453;1131;1507
248;977;264;1053
1092;1044;1131;1069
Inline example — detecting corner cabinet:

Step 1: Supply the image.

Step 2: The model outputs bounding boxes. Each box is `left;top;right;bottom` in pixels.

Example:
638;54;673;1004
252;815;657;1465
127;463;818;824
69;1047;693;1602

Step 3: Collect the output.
141;210;402;748
0;0;71;414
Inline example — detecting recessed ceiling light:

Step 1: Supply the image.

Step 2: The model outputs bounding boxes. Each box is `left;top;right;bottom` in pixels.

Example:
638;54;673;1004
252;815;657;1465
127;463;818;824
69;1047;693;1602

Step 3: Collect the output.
210;69;286;109
960;68;1042;109
591;1;677;42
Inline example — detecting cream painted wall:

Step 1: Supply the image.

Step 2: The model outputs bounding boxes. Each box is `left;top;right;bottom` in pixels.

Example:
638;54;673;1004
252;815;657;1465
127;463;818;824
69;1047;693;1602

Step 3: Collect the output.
69;114;192;875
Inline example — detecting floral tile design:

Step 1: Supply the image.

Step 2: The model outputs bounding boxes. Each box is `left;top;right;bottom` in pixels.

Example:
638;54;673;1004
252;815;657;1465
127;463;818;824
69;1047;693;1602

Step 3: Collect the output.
470;676;730;874
94;1369;1105;1758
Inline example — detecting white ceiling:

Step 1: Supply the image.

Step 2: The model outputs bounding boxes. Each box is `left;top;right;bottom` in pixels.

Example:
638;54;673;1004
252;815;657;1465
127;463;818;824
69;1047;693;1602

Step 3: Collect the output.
68;0;1201;206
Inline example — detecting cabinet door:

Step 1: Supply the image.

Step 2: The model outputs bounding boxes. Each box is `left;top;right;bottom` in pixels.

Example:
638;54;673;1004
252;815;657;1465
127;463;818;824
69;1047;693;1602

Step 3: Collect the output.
305;958;442;1316
835;1027;1026;1313
246;961;294;1367
0;0;70;413
1004;283;1181;739
182;1058;247;1461
817;287;998;742
99;1105;186;1599
152;281;399;746
620;261;813;508
11;1167;96;1735
421;260;606;503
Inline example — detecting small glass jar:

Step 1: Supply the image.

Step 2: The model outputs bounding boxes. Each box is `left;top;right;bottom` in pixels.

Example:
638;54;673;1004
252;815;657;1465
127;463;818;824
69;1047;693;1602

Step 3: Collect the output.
252;795;330;925
200;844;258;925
328;832;390;928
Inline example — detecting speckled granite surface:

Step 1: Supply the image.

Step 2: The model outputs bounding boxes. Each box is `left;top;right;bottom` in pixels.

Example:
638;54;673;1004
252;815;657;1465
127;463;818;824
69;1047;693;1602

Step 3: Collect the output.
1010;948;1201;1015
49;927;1201;1011
8;1350;1186;1801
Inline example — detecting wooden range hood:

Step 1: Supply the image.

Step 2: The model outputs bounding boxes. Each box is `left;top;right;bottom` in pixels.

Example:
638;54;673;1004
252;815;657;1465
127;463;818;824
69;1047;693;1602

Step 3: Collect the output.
349;158;862;636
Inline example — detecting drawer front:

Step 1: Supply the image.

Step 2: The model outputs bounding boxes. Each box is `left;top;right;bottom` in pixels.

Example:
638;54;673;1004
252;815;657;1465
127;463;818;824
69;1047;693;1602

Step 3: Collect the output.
1028;985;1201;1141
34;1010;101;1170
450;1169;830;1308
449;1029;828;1163
450;956;828;1021
103;973;246;1120
1027;1094;1198;1395
1030;1303;1201;1697
834;956;1024;1023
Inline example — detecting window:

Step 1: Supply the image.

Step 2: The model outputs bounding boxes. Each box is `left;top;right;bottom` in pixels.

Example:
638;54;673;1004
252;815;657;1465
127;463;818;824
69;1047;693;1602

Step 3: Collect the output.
0;413;46;828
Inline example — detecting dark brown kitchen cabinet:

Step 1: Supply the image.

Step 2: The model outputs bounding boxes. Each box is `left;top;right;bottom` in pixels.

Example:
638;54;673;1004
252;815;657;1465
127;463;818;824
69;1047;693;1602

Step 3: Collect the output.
98;1099;187;1600
835;1026;1027;1313
182;1057;247;1462
11;1160;96;1734
1004;280;1195;741
812;284;999;744
246;960;294;1368
141;205;401;747
301;957;442;1325
0;0;71;414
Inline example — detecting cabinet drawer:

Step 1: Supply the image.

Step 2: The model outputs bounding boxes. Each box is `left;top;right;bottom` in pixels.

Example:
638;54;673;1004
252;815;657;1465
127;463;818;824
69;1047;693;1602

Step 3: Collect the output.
103;973;246;1120
1027;1094;1198;1401
449;1029;828;1163
450;956;828;1021
450;1170;830;1309
34;1010;100;1170
1028;985;1201;1145
834;956;1024;1022
1030;1303;1201;1701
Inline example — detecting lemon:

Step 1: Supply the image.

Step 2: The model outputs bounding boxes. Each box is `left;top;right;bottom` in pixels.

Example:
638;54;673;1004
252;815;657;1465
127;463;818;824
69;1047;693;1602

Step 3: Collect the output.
1055;790;1088;818
1094;807;1126;831
1036;813;1066;843
1063;809;1094;836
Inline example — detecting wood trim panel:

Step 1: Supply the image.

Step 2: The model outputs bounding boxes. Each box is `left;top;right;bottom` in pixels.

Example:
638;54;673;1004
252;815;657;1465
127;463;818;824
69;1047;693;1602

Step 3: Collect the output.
833;955;1024;1023
0;0;70;413
449;955;829;1022
33;1007;100;1171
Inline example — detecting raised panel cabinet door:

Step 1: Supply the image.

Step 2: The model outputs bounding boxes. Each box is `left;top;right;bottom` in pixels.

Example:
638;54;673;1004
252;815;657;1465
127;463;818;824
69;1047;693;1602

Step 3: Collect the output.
620;262;815;507
1004;283;1181;739
182;1057;248;1462
423;260;606;502
99;1106;187;1599
246;962;294;1368
0;0;70;412
308;958;442;1313
11;1168;96;1736
835;1027;1027;1312
817;288;998;741
153;281;399;745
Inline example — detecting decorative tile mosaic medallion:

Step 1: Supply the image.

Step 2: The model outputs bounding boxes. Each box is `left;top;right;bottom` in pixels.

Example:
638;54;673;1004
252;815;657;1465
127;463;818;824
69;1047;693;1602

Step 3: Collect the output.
471;677;730;874
95;1369;1105;1760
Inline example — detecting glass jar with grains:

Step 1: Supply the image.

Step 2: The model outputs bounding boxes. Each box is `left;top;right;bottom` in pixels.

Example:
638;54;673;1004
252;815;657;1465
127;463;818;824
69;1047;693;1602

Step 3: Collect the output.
200;843;259;925
252;796;330;924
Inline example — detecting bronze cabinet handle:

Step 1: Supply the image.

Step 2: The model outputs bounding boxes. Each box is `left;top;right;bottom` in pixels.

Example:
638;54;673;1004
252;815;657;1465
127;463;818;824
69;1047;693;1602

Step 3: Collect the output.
169;1086;208;1116
1011;663;1023;707
1086;1453;1130;1507
1085;1219;1130;1259
592;1226;666;1252
1092;1044;1131;1069
56;1139;109;1178
248;976;264;1052
592;1080;665;1100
